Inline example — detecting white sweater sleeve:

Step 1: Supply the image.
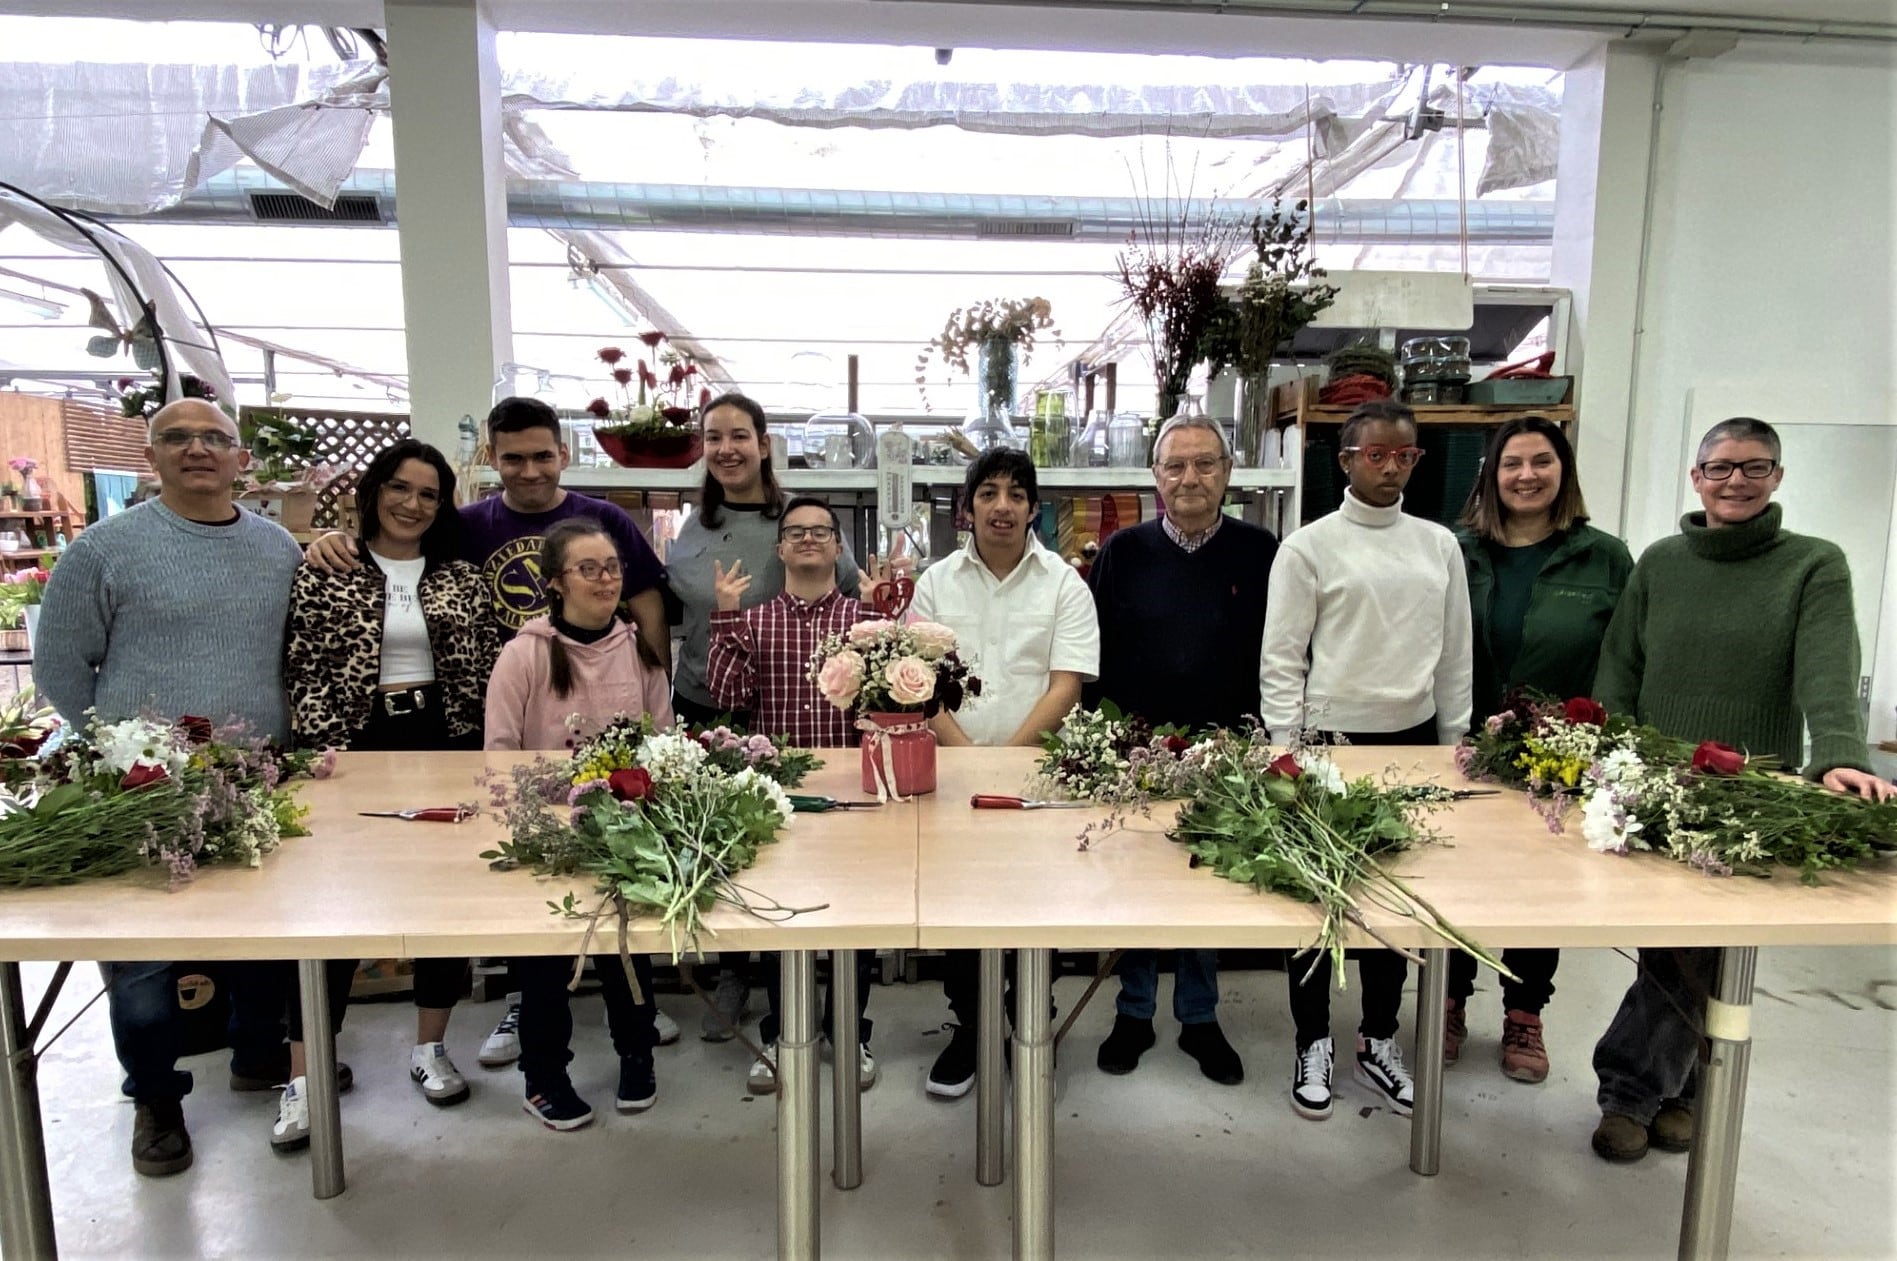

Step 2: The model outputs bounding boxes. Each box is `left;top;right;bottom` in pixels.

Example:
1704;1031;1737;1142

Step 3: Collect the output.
1258;542;1319;745
1433;534;1475;744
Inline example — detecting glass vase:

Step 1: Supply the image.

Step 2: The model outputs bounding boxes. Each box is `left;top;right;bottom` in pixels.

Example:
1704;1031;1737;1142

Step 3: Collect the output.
977;336;1017;430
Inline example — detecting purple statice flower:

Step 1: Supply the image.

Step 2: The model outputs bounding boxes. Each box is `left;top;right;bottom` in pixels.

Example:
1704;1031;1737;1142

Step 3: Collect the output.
568;778;610;805
1453;744;1481;777
1525;787;1568;835
312;748;337;779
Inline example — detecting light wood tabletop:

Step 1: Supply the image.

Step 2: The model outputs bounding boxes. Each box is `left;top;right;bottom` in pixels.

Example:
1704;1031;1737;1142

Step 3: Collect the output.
914;746;1897;951
0;749;919;963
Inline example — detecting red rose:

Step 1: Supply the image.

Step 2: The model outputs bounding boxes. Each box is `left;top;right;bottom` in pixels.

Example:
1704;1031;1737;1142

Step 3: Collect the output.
1267;752;1302;780
685;362;699;377
1691;741;1746;776
121;762;170;790
607;767;655;802
638;361;658;389
1163;734;1190;755
661;406;693;426
597;347;625;365
116;376;137;390
699;387;713;408
638;331;667;349
668;363;687;387
175;715;214;745
1563;697;1608;727
585;398;611;419
611;367;633;386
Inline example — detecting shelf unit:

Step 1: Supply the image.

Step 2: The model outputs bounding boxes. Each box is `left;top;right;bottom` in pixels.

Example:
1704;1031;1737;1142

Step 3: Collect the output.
479;465;1296;492
1269;377;1576;430
0;505;81;572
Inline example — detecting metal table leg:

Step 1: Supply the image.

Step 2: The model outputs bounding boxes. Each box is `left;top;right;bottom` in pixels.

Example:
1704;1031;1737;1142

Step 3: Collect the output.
1679;946;1758;1261
297;959;344;1200
830;949;861;1191
1012;948;1054;1261
777;950;820;1260
0;962;58;1260
1410;948;1447;1176
976;948;1005;1187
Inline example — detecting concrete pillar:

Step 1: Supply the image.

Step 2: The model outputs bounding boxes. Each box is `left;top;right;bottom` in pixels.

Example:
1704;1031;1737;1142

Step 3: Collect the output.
1549;43;1662;537
384;0;513;456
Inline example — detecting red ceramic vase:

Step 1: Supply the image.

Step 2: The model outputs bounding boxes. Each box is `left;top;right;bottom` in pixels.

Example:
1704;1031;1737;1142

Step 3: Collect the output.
859;710;937;797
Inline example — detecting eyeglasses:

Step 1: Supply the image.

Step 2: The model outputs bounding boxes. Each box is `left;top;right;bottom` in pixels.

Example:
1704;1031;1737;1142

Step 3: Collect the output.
779;525;838;543
153;429;238;452
380;479;442;507
1697;459;1778;482
1344;444;1424;469
1156;456;1228;481
562;559;623;581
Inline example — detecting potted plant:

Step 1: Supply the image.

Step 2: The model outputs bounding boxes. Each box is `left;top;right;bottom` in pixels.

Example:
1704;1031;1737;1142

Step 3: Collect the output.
2;566;51;650
8;459;45;512
586;335;706;468
807;615;981;798
914;298;1059;445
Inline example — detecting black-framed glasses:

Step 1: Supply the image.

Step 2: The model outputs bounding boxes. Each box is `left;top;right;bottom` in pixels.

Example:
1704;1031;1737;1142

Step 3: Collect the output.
1344;444;1424;469
154;428;237;451
779;525;838;543
1697;458;1778;482
562;559;623;581
1156;455;1228;480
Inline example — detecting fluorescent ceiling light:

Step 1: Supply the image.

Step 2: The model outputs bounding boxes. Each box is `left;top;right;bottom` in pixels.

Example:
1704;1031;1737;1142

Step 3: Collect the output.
0;287;68;320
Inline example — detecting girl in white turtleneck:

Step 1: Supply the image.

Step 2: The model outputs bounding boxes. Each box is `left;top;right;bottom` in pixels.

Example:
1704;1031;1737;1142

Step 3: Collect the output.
1257;398;1473;1126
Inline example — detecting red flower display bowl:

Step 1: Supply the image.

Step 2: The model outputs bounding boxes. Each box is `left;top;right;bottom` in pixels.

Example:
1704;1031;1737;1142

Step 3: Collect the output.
595;429;704;469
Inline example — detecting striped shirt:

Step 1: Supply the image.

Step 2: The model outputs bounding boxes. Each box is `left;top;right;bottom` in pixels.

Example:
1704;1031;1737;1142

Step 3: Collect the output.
705;588;865;748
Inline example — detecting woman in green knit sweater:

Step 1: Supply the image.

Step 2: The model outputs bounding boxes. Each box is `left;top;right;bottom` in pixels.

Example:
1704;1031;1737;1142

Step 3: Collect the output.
1452;416;1633;1084
1587;417;1893;1164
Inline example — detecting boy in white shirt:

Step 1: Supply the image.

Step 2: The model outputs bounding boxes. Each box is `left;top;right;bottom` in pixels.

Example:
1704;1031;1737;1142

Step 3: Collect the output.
910;449;1100;1097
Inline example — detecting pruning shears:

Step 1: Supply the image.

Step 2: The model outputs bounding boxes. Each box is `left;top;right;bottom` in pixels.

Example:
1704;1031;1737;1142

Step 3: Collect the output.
970;795;1089;810
787;794;884;813
358;806;473;823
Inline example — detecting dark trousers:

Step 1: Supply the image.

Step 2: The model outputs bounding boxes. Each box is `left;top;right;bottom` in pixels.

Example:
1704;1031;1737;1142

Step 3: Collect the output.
279;959;356;1044
516;953;658;1091
1593;946;1718;1123
351;688;477;1012
944;949;1057;1033
671;691;750;730
759;951;874;1047
1448;947;1560;1013
101;961;294;1104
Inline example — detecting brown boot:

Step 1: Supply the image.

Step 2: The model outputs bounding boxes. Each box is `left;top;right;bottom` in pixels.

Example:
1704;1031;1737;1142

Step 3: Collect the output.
1443;999;1466;1065
1649;1101;1695;1152
1591;1112;1649;1162
132;1099;193;1177
1499;1009;1548;1083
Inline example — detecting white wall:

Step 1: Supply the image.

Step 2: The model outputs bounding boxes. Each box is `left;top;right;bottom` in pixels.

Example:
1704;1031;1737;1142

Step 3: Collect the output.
1607;44;1897;742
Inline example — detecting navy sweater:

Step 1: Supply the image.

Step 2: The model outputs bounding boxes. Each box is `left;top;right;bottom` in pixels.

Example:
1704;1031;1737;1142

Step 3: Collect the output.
1084;518;1279;731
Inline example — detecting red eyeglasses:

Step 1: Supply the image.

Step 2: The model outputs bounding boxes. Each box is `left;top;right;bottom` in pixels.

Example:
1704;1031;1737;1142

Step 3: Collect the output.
1343;444;1424;469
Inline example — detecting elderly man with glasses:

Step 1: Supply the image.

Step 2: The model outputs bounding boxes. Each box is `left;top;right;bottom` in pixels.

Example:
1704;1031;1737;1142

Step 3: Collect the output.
1587;415;1894;1163
34;398;309;1180
1085;412;1281;1086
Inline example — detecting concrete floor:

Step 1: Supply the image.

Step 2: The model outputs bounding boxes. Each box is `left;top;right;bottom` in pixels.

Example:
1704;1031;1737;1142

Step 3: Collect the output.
18;944;1896;1260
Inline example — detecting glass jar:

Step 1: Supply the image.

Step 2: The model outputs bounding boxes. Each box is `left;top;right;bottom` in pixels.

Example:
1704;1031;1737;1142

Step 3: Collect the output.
801;411;876;469
1107;412;1148;468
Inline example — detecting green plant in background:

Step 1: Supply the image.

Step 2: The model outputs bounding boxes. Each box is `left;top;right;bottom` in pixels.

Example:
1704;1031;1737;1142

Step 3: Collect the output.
1199;202;1340;381
116;372;225;423
914;297;1059;413
238;409;320;486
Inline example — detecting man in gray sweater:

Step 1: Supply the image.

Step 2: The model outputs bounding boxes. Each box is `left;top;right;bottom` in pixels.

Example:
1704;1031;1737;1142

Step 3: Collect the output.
34;397;304;1178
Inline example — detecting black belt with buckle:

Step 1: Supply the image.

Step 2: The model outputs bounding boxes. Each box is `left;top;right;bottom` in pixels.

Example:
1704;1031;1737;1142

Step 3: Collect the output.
379;684;436;717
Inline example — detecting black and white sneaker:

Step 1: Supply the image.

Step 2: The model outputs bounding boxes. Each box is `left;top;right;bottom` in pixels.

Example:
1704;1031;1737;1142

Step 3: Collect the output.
616;1055;656;1113
1354;1034;1414;1116
523;1080;594;1131
1291;1037;1334;1120
926;1023;977;1099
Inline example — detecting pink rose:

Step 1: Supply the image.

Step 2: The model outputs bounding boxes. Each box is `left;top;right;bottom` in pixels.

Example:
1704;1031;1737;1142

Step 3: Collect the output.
847;619;896;648
907;620;957;661
816;650;866;709
883;655;936;707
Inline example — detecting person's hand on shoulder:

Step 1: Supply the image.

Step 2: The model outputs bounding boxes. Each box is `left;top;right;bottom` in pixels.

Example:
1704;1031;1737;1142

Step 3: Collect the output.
303;531;361;574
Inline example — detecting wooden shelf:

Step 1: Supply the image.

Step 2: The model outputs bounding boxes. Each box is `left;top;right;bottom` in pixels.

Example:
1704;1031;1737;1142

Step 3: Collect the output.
1270;378;1575;428
492;465;1296;496
0;510;75;521
1;549;62;561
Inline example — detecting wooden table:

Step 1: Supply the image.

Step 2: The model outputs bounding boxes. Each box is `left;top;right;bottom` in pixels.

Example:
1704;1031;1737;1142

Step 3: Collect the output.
916;747;1897;1261
0;751;916;1261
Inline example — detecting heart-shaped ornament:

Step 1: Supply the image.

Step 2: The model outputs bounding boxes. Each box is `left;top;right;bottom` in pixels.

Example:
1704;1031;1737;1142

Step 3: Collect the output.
869;576;915;621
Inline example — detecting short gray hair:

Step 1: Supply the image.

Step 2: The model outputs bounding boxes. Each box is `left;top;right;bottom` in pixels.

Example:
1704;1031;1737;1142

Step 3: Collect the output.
1152;413;1232;465
1696;416;1781;465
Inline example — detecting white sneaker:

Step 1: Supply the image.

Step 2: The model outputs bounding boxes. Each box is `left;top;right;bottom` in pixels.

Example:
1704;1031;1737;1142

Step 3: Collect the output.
748;1043;778;1095
410;1042;471;1107
271;1076;311;1152
478;995;521;1068
701;972;750;1042
653;1008;680;1046
820;1036;879;1091
1354;1034;1415;1116
1291;1037;1334;1121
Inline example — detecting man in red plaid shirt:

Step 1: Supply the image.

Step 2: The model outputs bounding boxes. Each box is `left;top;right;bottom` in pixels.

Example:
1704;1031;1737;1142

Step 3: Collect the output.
704;495;879;1095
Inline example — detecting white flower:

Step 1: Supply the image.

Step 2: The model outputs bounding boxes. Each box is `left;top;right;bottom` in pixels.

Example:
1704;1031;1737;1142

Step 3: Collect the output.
1293;750;1348;795
635;732;708;782
1579;788;1638;853
93;717;190;777
729;767;794;826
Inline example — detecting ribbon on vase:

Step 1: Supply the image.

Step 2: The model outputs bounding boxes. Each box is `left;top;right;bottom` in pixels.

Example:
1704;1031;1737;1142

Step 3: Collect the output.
857;713;928;804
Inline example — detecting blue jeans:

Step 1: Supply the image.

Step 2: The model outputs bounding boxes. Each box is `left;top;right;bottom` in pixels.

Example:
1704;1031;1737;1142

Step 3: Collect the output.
101;961;291;1103
1592;946;1717;1124
1113;949;1219;1025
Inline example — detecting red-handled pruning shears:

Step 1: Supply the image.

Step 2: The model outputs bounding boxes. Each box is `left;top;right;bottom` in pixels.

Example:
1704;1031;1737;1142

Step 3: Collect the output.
357;807;473;823
969;795;1089;810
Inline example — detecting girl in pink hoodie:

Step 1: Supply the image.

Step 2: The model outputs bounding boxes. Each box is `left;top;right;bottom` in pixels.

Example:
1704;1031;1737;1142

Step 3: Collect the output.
484;517;674;1130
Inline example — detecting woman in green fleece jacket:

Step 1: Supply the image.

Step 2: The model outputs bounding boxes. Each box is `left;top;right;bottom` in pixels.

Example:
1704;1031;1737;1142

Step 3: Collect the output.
1451;416;1634;1084
1587;417;1892;1165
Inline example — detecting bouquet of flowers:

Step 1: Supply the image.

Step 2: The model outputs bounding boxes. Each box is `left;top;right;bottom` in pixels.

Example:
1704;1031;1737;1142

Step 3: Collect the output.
913;297;1059;413
585;336;701;441
1029;701;1198;804
808;619;980;717
1460;690;1897;883
0;708;324;889
1172;730;1507;986
481;716;818;961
